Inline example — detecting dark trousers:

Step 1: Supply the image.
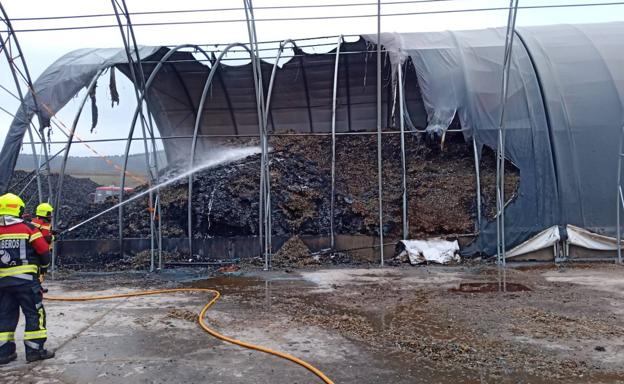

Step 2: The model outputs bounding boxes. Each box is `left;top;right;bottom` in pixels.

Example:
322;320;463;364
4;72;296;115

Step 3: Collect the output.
0;281;47;357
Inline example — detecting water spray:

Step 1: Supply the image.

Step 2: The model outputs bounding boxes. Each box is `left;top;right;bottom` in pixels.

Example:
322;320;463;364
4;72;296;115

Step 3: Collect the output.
61;147;261;235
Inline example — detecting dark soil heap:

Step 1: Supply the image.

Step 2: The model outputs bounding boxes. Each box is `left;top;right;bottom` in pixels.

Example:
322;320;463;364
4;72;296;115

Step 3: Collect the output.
271;236;317;268
7;170;99;220
22;134;518;242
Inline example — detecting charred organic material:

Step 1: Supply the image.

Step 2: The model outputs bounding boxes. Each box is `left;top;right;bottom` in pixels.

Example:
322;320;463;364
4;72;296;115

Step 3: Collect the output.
17;135;519;248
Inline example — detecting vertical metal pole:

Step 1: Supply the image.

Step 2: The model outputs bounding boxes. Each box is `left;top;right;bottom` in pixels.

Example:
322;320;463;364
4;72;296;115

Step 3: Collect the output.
264;40;295;268
330;35;343;249
244;0;269;266
158;190;163;269
112;0;164;272
111;0;156;264
496;0;520;266
376;0;385;265
398;62;408;240
473;136;482;228
243;0;263;262
617;122;624;263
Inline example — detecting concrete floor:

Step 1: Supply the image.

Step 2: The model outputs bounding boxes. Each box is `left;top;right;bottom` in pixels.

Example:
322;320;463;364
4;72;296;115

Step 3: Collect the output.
0;272;410;384
1;264;624;383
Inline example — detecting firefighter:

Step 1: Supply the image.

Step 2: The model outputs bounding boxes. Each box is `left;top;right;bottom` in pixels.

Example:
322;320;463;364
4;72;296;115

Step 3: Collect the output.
0;193;55;364
31;203;55;251
29;203;54;293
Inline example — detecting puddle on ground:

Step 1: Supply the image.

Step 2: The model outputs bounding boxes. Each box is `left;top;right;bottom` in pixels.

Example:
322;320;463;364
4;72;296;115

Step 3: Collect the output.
450;282;531;293
190;276;264;292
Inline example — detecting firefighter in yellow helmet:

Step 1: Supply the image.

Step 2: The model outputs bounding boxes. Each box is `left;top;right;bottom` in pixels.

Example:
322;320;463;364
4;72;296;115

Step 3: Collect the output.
31;203;55;251
0;193;54;364
29;203;55;294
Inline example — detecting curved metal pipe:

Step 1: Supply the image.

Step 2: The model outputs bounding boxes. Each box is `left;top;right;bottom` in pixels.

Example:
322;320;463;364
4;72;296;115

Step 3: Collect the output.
330;35;344;249
112;0;164;269
116;44;212;258
262;38;296;269
52;69;104;270
0;4;53;201
187;43;258;254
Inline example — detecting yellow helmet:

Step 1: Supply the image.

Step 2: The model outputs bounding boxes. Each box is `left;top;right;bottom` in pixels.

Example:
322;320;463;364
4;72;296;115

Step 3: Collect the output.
36;202;54;218
0;193;25;217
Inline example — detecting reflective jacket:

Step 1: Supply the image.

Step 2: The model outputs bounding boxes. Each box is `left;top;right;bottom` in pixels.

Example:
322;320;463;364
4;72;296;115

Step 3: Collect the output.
31;217;53;249
0;215;51;287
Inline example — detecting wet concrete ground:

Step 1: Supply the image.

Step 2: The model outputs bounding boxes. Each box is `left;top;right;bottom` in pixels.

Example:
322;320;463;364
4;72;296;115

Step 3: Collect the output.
1;264;624;383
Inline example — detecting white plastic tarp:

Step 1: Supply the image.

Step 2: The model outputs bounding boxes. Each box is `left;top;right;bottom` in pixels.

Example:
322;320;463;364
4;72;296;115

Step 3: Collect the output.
398;238;460;265
567;225;624;251
506;225;560;259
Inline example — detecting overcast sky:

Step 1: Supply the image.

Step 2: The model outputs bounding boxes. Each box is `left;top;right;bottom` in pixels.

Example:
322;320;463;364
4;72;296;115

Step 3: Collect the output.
1;0;623;160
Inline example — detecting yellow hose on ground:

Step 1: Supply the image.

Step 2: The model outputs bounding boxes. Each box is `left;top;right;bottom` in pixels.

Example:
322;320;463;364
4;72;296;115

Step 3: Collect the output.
46;288;334;384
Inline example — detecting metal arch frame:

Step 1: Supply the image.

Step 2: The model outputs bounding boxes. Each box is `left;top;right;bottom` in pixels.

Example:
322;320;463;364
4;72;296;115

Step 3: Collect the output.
111;0;164;270
51;69;105;271
243;0;270;267
330;35;344;249
297;55;315;133
117;44;213;261
0;3;53;202
495;0;520;266
187;42;264;255
209;52;239;135
262;38;297;270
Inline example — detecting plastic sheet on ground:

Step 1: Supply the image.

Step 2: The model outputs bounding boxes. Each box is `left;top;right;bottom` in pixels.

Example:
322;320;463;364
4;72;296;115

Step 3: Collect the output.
506;225;560;259
567;225;624;251
398;239;460;265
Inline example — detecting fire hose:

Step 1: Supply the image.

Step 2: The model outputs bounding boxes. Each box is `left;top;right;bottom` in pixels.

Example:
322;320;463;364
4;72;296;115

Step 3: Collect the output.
45;288;334;384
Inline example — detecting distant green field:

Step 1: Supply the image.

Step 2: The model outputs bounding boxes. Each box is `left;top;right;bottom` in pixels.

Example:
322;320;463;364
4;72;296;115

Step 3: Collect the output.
71;173;145;188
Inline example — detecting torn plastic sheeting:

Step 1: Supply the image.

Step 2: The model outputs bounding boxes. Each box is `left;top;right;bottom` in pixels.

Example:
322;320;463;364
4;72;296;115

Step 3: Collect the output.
506;225;560;259
567;225;624;251
398;239;460;265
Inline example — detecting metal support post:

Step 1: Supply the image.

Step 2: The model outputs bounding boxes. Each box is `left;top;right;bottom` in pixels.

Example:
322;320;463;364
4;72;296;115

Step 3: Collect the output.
376;0;385;266
617;124;624;264
243;0;269;267
330;35;343;249
112;0;163;269
265;39;296;268
473;136;482;228
496;0;520;266
398;62;408;240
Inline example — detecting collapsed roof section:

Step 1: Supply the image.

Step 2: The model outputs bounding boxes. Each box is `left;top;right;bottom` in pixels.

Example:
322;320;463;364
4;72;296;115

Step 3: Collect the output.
1;22;622;256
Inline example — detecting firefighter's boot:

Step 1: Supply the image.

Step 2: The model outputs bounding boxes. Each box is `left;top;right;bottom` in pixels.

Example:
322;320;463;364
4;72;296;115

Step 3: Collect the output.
26;349;55;363
0;352;17;365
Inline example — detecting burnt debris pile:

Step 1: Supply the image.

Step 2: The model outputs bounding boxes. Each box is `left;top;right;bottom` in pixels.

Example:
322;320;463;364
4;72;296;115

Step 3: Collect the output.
9;170;99;221
15;134;519;242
